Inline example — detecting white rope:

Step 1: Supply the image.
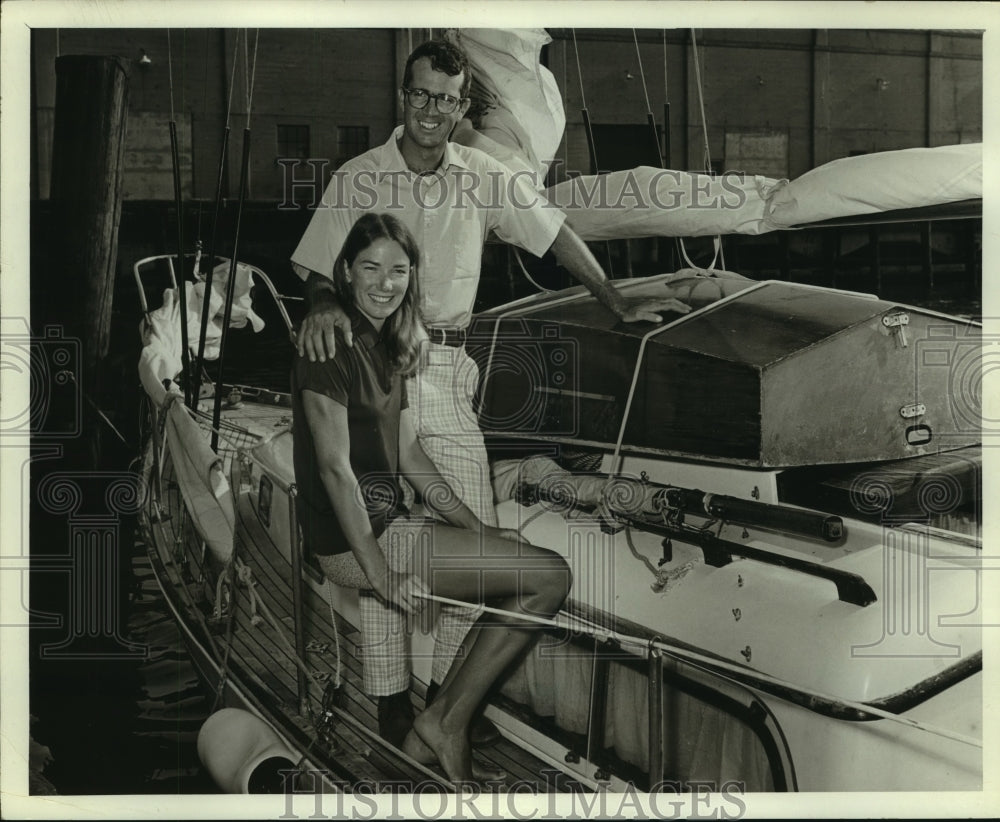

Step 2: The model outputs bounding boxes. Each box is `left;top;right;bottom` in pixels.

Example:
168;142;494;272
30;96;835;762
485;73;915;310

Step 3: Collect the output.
677;235;720;272
414;592;982;750
513;247;555;293
688;29;726;271
689;29;712;174
678;237;698;269
608;280;769;476
325;579;344;690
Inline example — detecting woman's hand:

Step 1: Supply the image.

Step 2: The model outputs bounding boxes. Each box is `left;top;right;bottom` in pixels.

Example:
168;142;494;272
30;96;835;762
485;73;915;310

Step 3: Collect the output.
372;569;430;614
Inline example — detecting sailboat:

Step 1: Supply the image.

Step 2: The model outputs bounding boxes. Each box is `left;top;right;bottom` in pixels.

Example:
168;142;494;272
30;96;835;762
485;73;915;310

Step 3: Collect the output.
135;28;983;795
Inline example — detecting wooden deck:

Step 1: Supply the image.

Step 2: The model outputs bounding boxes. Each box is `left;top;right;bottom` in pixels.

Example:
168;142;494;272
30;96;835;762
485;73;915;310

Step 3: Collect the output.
142;395;588;793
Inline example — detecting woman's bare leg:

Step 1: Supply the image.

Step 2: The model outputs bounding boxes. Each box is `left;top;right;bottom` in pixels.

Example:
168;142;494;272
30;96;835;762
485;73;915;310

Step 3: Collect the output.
401;525;571;781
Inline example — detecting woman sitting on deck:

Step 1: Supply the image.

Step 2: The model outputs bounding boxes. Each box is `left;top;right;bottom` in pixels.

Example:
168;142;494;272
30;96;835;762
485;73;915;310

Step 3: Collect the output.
291;212;572;783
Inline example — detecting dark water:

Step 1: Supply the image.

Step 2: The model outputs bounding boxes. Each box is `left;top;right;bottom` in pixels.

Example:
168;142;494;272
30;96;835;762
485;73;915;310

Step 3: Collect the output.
124;548;220;793
30;531;219;795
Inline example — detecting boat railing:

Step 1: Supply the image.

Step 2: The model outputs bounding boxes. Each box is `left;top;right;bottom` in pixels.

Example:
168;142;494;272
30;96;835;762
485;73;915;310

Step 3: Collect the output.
132;252;301;341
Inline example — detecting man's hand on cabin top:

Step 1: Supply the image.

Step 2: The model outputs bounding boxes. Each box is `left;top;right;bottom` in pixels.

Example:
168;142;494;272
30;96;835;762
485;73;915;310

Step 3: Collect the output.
549;227;691;325
617;295;692;324
297;303;353;362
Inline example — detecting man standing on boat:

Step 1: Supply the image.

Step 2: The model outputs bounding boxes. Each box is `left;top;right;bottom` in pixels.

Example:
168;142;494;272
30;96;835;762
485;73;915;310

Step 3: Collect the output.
291;38;689;748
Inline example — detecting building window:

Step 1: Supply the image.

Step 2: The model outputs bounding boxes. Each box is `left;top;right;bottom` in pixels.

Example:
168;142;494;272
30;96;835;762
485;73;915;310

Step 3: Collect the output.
277;124;310;160
337;126;370;167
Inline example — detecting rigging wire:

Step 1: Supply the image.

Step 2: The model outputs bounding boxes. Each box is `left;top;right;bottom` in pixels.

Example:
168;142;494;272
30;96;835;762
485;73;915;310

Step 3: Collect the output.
686;29;725;271
166;29;193;408
689;29;712;176
417;591;982;750
195;32;234;391
663;29;668;104
571;29;588;111
633;30;654;115
225;29;240;126
562;40;569;173
665;28;684;268
632;29;664;168
570;30;615;278
166;30;175;123
211;29;259;452
194;29;243;389
245;28;260;123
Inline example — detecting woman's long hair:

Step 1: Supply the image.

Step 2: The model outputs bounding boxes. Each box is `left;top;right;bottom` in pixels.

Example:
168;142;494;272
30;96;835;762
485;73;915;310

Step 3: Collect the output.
332;212;425;376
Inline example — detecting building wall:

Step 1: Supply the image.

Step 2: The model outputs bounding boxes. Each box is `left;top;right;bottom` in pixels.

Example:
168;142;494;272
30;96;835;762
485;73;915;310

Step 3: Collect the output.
32;28;398;202
547;28;982;180
32;27;982;200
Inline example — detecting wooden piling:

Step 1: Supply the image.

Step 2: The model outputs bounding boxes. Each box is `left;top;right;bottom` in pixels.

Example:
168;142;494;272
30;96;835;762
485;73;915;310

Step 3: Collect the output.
48;55;130;467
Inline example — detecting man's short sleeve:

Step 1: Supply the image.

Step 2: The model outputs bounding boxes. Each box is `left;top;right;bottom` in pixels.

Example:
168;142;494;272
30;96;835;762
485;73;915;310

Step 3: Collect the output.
486;156;566;258
290;169;361;280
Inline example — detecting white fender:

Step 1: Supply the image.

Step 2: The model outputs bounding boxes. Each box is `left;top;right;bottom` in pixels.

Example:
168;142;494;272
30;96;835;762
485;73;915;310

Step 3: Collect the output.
196;708;298;793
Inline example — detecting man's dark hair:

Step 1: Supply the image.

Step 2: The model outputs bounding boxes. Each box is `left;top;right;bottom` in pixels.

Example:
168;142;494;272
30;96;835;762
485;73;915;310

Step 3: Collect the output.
402;39;472;98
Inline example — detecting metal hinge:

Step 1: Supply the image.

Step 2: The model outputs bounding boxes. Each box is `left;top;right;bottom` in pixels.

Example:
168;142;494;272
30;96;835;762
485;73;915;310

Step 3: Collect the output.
882;311;910;348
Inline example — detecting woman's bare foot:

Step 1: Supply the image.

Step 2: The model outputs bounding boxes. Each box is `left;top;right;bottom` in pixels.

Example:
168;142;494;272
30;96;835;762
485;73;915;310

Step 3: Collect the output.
407;702;477;783
401;725;506;782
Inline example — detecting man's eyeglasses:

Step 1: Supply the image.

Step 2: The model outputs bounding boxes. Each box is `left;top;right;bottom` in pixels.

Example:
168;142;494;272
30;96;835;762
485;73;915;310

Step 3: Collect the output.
401;87;466;115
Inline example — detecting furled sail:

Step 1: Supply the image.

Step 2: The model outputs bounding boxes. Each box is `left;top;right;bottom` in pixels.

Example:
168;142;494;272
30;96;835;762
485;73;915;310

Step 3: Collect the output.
452;28;982;240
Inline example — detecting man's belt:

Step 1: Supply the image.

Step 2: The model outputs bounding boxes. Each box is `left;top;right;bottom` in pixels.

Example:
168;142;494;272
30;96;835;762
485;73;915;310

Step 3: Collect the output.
426;327;467;348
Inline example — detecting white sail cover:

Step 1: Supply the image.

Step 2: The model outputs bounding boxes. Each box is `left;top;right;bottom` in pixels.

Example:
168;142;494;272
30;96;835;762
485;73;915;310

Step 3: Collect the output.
454;28;982;241
138;270;247;567
164;399;236;567
764;143;982;227
139;263;265;393
448;28;565;180
547;168;781;239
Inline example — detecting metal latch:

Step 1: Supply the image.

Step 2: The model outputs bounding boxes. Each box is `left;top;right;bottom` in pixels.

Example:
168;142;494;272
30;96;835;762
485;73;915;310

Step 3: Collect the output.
899;403;926;419
882;312;910;348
